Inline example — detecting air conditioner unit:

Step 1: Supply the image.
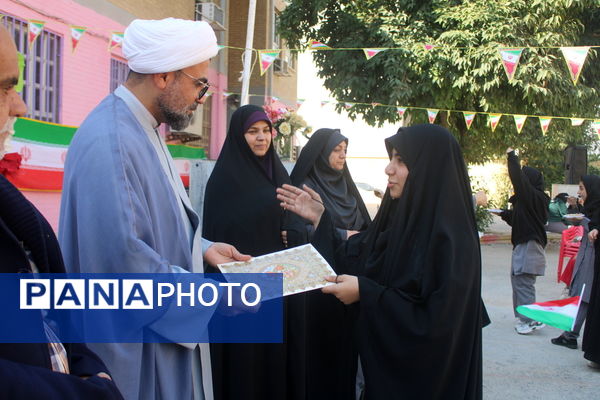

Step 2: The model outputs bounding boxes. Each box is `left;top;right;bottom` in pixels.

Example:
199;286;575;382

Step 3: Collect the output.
195;2;226;31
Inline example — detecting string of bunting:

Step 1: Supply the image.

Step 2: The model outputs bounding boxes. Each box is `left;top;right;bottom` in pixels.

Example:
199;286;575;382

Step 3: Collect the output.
213;90;600;136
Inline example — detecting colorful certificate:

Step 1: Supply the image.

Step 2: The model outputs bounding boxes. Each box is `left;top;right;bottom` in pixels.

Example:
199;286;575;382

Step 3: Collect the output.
217;244;336;298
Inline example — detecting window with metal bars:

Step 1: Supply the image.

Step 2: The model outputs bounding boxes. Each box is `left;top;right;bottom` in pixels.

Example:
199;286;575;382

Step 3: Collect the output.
1;14;62;123
109;58;129;92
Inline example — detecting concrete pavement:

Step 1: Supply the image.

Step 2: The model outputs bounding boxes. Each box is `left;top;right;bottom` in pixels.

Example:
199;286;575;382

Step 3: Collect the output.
481;243;599;399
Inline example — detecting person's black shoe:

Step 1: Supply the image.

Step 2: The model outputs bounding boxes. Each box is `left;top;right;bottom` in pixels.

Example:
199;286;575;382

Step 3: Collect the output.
551;335;577;349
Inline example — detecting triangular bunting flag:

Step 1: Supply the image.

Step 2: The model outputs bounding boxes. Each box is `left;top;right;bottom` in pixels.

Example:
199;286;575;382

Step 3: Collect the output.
217;45;225;50
320;100;329;107
560;47;590;85
344;102;354;110
108;31;124;51
397;107;407;117
223;92;233;98
514;115;527;133
498;48;524;80
296;98;305;109
27;20;46;48
427;109;439;124
310;40;330;50
371;102;381;107
271;96;280;102
204;92;213;98
70;25;87;53
423;44;435;51
463;112;476;130
593;120;600;137
363;48;385;60
488;114;502;132
258;50;281;75
539;117;551;135
571;118;585;126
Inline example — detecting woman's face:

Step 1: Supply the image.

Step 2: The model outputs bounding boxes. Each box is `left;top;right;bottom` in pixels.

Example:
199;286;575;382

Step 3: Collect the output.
328;140;347;171
244;120;272;157
385;149;409;199
578;181;587;203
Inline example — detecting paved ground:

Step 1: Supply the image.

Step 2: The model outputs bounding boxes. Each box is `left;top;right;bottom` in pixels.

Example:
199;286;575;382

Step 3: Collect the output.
481;242;599;399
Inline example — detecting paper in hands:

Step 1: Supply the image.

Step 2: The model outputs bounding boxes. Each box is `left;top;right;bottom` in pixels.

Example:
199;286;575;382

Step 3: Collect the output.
217;244;336;300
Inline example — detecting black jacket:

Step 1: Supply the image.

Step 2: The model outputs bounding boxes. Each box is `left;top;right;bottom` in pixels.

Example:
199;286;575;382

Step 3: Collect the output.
500;151;549;247
0;174;123;399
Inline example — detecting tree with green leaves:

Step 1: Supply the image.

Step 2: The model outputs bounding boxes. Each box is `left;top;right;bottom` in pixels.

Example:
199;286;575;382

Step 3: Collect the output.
279;0;600;186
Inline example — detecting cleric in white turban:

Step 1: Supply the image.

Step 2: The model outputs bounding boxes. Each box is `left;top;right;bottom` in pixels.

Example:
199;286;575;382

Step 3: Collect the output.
124;18;218;73
59;17;250;400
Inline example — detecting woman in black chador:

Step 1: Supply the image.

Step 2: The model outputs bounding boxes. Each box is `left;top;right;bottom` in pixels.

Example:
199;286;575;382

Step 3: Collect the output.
203;104;307;400
291;128;371;239
290;128;371;399
278;124;485;399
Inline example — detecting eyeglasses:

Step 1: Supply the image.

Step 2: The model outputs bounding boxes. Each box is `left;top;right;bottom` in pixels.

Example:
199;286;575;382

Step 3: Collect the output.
179;70;211;100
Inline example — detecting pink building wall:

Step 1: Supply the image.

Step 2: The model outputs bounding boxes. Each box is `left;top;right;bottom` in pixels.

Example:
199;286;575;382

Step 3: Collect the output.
2;0;230;230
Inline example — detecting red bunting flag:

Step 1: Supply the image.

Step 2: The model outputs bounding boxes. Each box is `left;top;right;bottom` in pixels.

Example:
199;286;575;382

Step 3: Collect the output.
70;25;87;53
539;117;551;135
488;114;502;132
560;47;590;85
463;112;476;130
498;48;524;80
427;109;439;124
258;50;281;75
27;20;46;48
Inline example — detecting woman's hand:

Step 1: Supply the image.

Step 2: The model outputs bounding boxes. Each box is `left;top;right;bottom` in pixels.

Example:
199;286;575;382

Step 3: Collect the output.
276;184;325;228
321;275;360;305
589;229;598;242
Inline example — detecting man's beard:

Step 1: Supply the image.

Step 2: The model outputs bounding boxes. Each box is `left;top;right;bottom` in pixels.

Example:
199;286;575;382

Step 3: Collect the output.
157;90;196;131
0;117;16;158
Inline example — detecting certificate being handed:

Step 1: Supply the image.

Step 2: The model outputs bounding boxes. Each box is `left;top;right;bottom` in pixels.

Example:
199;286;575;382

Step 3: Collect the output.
217;244;336;298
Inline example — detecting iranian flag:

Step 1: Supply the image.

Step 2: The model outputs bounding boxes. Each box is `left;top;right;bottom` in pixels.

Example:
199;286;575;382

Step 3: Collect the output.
320;100;329;107
561;47;590;85
344;102;354;110
513;114;527;133
310;40;330;50
427;109;439;124
108;31;124;51
516;292;583;332
27;20;45;48
498;48;524;80
397;107;407;118
463;112;476;130
296;98;305;109
593;121;600;137
258;50;280;75
539;117;551;135
70;25;87;53
363;48;385;60
488;113;502;132
7;117;205;191
571;118;585;126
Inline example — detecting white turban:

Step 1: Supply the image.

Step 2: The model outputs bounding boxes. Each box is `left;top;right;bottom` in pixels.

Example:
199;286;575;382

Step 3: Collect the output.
123;18;218;73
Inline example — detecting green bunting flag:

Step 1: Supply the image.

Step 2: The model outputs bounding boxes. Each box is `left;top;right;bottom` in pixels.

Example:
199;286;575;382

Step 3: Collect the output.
488;114;502;132
539;117;551;135
69;25;87;53
514;115;527;133
560;47;590;85
27;20;46;48
363;48;385;60
463;112;476;130
427;109;439;124
258;50;281;75
498;48;524;80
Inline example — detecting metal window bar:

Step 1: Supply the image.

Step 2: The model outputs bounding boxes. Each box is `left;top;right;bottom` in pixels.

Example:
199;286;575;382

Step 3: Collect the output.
110;58;129;92
1;14;61;123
